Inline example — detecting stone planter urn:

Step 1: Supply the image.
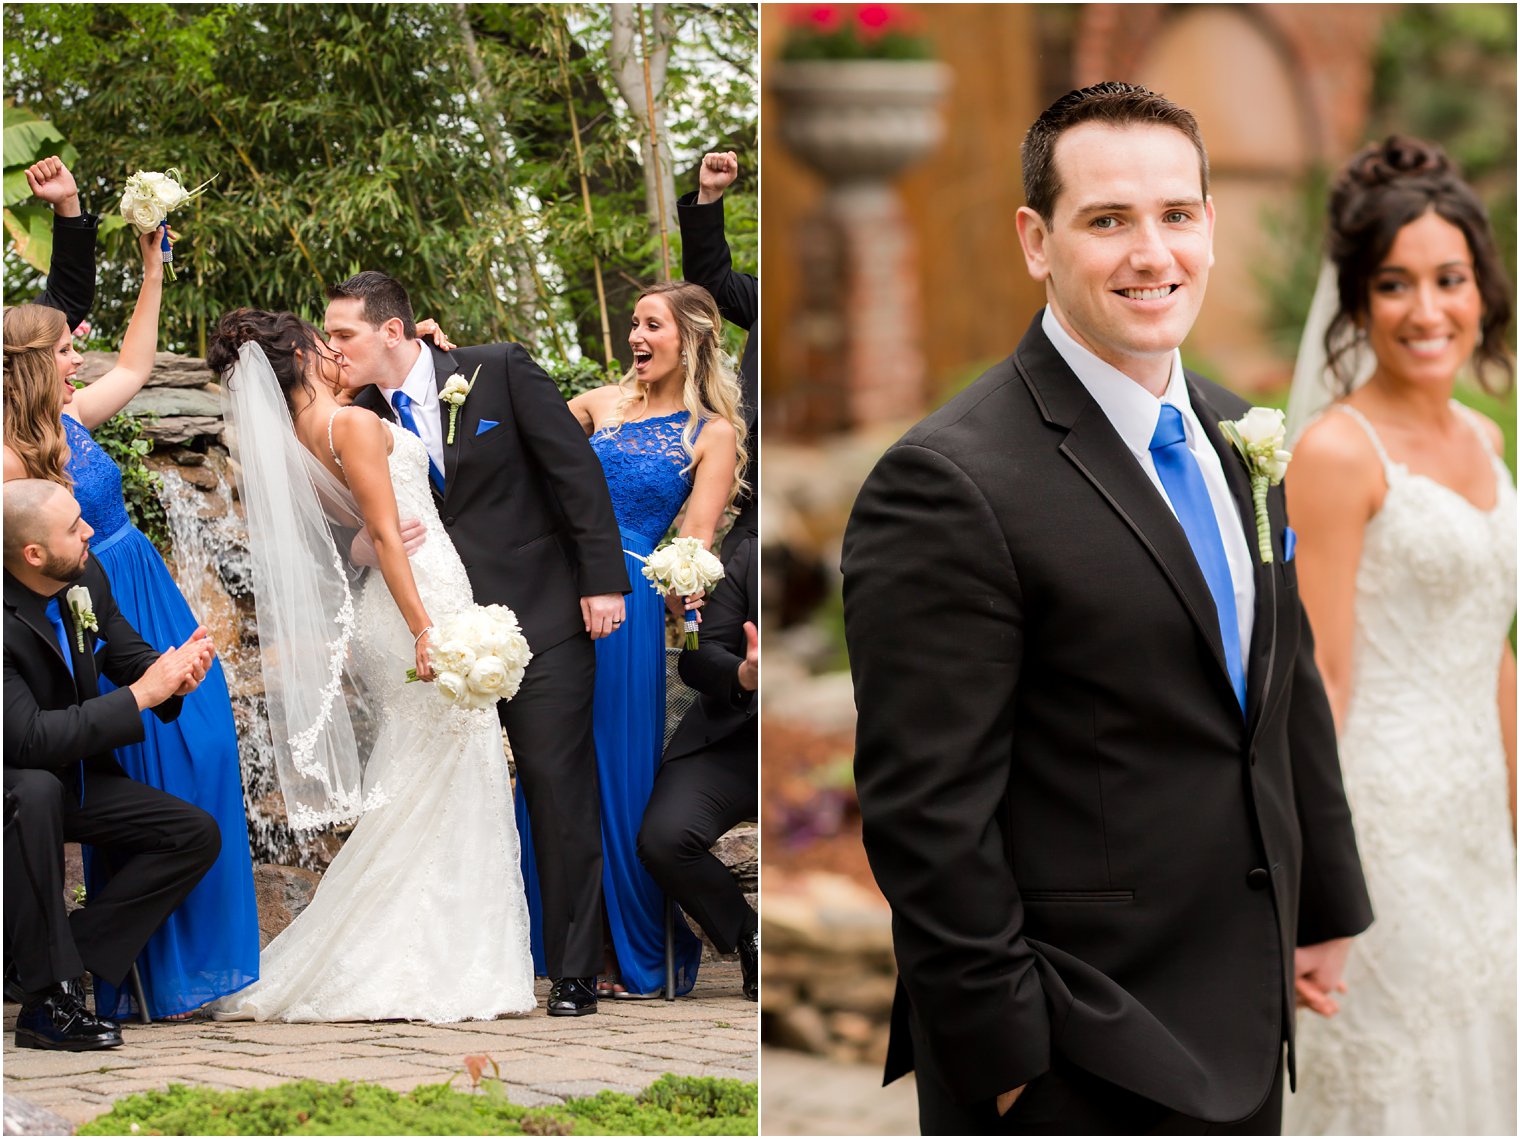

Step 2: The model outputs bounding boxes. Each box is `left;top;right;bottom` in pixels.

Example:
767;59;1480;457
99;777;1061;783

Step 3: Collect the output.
769;60;951;186
768;60;951;431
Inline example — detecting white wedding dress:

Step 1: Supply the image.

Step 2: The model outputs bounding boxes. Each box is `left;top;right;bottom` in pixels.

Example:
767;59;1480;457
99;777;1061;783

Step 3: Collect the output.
1284;404;1516;1135
213;421;536;1022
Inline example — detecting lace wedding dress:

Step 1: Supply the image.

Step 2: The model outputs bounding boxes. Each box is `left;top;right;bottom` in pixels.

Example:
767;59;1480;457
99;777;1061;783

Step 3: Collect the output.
1284;404;1516;1135
213;421;536;1022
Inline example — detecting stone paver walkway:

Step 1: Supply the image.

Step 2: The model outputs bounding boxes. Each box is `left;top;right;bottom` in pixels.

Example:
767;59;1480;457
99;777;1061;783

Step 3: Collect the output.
759;1046;917;1136
4;964;756;1131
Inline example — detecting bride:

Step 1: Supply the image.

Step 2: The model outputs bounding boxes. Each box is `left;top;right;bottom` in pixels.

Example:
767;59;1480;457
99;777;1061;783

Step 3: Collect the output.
205;309;535;1022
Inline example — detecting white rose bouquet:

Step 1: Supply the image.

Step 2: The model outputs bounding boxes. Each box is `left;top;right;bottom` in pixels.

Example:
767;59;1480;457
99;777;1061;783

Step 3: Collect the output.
1219;407;1293;564
405;603;532;710
630;536;725;649
119;168;216;281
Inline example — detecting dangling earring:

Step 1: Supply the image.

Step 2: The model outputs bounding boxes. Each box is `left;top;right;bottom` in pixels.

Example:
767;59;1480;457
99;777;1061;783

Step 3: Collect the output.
680;351;689;366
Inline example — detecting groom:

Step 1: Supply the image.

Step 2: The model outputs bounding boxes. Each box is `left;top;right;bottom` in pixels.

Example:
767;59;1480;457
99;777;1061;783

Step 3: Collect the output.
842;83;1373;1133
325;272;630;1017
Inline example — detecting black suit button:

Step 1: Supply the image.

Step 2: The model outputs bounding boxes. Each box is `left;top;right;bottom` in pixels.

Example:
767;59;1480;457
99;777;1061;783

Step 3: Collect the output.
444;516;455;526
1246;868;1270;891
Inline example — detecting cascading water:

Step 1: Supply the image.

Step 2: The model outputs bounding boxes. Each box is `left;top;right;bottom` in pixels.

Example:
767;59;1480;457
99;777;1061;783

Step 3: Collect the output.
156;457;365;869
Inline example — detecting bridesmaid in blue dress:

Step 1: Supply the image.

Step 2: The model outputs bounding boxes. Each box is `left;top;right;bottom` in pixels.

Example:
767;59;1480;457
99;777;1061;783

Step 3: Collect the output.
2;229;258;1019
515;281;747;997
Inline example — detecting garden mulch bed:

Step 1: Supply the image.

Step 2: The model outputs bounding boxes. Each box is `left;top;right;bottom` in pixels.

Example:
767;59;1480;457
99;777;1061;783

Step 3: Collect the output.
760;717;876;893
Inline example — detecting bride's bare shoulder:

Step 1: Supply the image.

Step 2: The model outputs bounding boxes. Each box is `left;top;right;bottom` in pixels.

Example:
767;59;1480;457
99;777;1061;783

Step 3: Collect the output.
328;405;392;455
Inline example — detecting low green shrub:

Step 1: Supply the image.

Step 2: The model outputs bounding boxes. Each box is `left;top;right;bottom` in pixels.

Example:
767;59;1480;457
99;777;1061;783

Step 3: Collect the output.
76;1073;758;1136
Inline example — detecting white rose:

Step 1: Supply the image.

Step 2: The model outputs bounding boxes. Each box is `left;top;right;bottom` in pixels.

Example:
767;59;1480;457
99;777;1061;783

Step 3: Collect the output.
432;639;477;676
435;670;468;703
667;563;702;598
467;655;510;697
692;547;725;587
1263;449;1293;482
123;195;166;234
1234;407;1287;450
136;171;190;208
440;375;471;402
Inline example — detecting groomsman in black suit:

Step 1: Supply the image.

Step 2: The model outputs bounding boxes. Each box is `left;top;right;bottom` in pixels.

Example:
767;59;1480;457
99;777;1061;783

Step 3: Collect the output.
326;272;629;1016
26;155;99;331
4;480;220;1050
678;150;757;537
843;83;1372;1133
637;517;759;1000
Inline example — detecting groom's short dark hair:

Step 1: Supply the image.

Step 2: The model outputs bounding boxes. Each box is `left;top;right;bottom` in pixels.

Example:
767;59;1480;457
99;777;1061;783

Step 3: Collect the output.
327;271;417;338
1021;81;1209;223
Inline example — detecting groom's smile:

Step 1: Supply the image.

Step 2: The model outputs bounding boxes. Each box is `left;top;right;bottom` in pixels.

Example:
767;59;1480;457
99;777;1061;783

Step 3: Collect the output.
1017;121;1215;395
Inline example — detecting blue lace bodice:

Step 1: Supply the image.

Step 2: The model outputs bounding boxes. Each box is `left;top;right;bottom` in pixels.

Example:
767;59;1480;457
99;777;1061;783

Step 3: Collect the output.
63;414;132;538
590;411;699;544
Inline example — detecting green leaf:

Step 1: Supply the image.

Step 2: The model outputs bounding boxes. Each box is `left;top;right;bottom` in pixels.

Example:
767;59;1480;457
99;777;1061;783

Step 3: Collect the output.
2;203;52;271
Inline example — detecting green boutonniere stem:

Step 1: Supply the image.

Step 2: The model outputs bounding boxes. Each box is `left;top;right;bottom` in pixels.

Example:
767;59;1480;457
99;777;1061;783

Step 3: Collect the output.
447;406;460;445
1252;476;1272;564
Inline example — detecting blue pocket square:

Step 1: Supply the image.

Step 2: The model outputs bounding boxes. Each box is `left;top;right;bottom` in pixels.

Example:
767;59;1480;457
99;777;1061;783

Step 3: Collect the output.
475;419;501;436
1282;526;1296;563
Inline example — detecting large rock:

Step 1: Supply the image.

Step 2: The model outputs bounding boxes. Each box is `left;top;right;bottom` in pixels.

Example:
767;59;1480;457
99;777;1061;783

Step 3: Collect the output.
76;350;208;388
253;863;321;948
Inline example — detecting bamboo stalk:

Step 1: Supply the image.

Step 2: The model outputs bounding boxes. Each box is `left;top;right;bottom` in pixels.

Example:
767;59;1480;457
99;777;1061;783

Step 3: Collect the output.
636;3;672;281
554;17;615;367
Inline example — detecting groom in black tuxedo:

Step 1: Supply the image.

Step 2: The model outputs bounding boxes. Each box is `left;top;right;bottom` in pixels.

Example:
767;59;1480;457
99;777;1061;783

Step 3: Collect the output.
4;480;220;1049
325;272;630;1016
842;83;1373;1133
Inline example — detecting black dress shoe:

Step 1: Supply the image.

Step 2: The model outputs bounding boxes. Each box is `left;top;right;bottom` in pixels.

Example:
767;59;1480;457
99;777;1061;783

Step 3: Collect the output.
547;976;598;1017
738;928;759;1002
15;985;123;1051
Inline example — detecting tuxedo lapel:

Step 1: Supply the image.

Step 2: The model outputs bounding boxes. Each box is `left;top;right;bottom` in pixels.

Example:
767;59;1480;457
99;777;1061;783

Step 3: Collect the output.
3;574;79;696
1015;328;1235;699
429;343;465;496
1188;379;1279;735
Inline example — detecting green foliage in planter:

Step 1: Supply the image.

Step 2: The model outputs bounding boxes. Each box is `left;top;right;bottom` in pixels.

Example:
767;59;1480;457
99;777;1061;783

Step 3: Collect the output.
779;5;934;62
76;1073;759;1136
87;407;170;554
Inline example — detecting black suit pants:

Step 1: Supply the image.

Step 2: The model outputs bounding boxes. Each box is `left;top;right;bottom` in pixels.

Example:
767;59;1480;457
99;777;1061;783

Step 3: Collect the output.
4;767;219;993
498;633;604;979
913;1036;1285;1137
636;724;757;953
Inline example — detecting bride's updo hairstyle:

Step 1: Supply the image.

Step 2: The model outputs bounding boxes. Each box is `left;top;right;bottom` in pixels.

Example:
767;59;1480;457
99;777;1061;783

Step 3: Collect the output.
3;303;73;488
207;308;330;414
1325;134;1513;394
608;280;749;507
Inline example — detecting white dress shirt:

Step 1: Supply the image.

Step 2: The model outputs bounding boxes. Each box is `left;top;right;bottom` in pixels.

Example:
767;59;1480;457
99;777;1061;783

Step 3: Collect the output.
384;340;446;476
1042;306;1255;666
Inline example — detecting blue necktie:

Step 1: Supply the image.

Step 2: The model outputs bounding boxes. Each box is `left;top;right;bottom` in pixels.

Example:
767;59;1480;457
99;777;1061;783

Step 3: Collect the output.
391;390;445;494
44;597;75;678
1149;404;1246;711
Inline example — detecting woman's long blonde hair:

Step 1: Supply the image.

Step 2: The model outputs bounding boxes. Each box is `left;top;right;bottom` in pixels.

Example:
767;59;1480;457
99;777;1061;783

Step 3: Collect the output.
606;281;749;507
3;304;72;488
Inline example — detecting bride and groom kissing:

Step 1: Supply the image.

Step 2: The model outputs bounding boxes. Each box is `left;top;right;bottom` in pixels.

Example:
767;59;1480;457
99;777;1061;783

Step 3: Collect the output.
208;270;630;1022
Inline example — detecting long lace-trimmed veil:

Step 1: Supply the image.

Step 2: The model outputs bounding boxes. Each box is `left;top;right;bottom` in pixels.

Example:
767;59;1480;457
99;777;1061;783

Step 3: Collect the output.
219;341;371;830
1285;258;1376;446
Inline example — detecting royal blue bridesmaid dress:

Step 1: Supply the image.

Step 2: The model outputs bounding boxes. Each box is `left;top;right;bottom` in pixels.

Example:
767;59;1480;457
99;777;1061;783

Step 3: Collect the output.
64;413;259;1018
516;410;704;995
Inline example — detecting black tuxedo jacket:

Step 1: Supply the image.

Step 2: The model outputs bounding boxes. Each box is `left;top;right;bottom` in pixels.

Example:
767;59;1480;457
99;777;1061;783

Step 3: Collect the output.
4;560;180;782
665;528;756;763
355;342;630;654
677;191;757;536
36;211;99;332
841;314;1372;1122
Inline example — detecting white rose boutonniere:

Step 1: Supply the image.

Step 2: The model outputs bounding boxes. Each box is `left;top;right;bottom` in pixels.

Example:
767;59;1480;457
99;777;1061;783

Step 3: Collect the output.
65;585;98;653
119;168;216;282
1219;407;1292;564
440;365;482;444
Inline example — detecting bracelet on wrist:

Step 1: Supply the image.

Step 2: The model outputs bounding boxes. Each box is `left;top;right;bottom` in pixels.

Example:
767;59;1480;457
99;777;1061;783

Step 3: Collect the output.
414;625;434;645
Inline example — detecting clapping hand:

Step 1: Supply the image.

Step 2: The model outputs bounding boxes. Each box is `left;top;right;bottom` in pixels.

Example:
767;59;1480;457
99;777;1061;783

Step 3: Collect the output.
132;627;217;708
26;156;81;218
737;620;758;691
696;151;738;205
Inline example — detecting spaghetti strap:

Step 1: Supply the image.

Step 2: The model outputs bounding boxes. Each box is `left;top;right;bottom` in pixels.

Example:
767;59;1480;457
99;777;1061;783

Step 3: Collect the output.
326;407;354;469
1449;400;1502;461
1333;404;1397;476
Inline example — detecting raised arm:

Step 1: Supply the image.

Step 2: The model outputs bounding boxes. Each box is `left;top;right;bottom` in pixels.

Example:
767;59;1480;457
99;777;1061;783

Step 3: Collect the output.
71;229;166;431
676;153;757;331
843;442;1046;1104
29;157;99;331
329;410;435;679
